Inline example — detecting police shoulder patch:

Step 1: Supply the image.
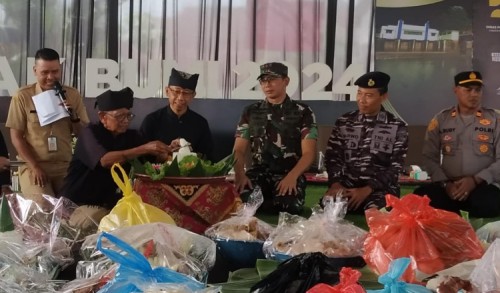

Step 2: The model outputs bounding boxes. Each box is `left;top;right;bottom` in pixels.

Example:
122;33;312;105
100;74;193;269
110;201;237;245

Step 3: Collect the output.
427;118;438;131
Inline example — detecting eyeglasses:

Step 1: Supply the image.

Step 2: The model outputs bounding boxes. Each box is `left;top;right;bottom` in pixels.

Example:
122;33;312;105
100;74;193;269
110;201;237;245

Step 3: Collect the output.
105;112;136;122
259;76;282;84
168;87;195;97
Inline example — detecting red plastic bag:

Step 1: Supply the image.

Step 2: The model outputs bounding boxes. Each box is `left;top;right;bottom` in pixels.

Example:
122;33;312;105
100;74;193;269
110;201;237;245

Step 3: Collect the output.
307;267;365;293
363;194;484;282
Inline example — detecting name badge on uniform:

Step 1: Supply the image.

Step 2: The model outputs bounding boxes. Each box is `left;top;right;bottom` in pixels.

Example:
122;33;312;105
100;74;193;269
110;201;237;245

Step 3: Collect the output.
48;135;58;152
341;126;362;150
371;124;397;153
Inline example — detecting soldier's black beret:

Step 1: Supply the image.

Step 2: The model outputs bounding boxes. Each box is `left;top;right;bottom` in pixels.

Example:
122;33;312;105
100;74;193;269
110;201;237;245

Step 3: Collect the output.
454;71;483;86
95;87;134;111
168;68;199;91
354;71;390;89
257;62;288;80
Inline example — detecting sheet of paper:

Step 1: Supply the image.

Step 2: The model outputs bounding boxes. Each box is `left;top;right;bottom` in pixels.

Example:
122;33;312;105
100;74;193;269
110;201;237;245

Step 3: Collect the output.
31;90;69;126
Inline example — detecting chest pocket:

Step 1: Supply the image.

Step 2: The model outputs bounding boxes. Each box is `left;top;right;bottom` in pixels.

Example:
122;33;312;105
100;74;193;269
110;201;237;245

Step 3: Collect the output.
248;111;267;137
282;111;302;139
370;124;397;154
340;126;362;150
440;132;457;156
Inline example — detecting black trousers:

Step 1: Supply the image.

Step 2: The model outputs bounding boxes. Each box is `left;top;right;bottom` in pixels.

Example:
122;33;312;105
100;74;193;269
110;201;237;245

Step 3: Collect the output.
413;182;500;218
240;167;306;214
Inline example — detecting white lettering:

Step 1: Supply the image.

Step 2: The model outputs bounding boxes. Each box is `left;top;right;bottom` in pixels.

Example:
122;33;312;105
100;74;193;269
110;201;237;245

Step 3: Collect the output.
0;56;18;95
85;58;121;97
0;57;365;101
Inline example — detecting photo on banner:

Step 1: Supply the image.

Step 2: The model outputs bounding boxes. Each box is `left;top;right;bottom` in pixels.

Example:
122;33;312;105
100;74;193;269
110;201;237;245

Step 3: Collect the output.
375;0;474;125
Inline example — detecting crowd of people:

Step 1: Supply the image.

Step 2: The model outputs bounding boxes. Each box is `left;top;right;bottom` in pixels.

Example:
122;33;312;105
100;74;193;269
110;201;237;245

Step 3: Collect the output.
1;47;499;223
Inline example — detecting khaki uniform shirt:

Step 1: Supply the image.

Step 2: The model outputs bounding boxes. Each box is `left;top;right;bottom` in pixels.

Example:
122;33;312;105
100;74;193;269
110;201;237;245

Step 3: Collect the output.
5;83;89;163
422;106;500;184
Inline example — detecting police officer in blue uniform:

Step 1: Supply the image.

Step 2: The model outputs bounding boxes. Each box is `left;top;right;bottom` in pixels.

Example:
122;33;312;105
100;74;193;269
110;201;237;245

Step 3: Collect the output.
415;71;500;217
323;71;408;213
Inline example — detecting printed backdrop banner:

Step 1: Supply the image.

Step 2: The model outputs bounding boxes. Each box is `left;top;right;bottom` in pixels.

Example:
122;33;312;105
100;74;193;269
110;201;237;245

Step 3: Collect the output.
473;0;500;102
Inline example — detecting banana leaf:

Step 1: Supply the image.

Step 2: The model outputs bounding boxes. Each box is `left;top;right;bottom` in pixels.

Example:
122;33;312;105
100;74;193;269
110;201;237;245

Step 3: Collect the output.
0;197;14;232
187;159;206;177
164;156;181;177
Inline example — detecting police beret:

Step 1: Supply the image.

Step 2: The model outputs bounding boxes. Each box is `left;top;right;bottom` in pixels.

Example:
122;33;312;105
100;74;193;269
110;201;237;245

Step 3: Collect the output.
454;71;483;86
257;62;288;80
168;68;199;91
354;71;390;89
95;87;134;111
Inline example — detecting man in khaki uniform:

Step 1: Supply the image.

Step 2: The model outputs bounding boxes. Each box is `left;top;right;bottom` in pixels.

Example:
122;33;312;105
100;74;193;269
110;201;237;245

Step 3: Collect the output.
6;48;89;200
415;71;500;217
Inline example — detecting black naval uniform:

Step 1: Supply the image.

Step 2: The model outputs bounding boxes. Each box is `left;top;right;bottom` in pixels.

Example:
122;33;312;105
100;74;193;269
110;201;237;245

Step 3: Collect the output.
325;107;408;213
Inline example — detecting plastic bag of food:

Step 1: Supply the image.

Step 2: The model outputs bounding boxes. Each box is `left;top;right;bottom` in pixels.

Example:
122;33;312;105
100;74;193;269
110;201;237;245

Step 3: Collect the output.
81;222;216;282
476;220;500;244
204;187;274;269
366;258;432;293
307;267;366;293
364;194;484;282
470;238;500;292
3;193;95;273
96;232;207;293
98;163;176;232
264;197;367;261
250;252;341;293
205;187;273;242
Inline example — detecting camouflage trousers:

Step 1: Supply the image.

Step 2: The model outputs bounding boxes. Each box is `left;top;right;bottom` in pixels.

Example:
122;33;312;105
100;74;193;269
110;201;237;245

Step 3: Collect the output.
240;167;306;214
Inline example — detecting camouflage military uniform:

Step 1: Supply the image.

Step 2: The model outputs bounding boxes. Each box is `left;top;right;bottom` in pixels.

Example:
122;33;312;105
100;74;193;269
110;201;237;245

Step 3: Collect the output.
414;106;500;217
235;96;318;213
325;107;408;212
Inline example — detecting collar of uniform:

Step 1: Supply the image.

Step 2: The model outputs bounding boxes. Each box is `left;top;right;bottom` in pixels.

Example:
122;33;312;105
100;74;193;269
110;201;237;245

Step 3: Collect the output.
35;83;45;95
262;95;292;109
356;107;387;122
451;106;482;118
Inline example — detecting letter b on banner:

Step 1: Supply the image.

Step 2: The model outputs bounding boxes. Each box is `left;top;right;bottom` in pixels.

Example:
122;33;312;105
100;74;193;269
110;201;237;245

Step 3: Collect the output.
86;59;121;97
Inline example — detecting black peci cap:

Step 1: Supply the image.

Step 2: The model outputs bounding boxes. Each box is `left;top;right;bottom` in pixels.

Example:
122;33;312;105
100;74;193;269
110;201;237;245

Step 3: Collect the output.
168;68;199;91
95;87;134;111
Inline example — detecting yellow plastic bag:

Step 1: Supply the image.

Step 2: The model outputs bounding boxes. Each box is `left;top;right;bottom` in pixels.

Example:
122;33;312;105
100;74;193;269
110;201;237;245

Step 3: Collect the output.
98;163;175;232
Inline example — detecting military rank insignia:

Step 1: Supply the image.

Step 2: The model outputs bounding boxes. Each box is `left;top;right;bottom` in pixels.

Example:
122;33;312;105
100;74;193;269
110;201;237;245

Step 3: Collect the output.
480;119;491;126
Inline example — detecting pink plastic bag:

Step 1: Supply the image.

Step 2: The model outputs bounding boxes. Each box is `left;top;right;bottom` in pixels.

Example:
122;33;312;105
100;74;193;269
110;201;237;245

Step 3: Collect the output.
364;194;484;282
307;267;365;293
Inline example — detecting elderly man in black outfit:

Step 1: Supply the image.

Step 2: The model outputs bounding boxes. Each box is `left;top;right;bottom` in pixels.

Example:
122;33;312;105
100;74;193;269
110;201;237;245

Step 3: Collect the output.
60;87;171;228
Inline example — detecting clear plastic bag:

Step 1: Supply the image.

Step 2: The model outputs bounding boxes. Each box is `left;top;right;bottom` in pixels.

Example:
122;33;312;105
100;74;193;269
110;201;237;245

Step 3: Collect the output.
264;196;367;259
470;238;500;292
204;186;274;242
3;193;95;273
476;220;500;244
81;222;216;283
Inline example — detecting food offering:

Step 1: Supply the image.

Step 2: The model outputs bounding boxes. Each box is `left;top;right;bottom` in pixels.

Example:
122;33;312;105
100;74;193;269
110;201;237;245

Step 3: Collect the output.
264;197;367;267
131;142;240;234
205;188;274;269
